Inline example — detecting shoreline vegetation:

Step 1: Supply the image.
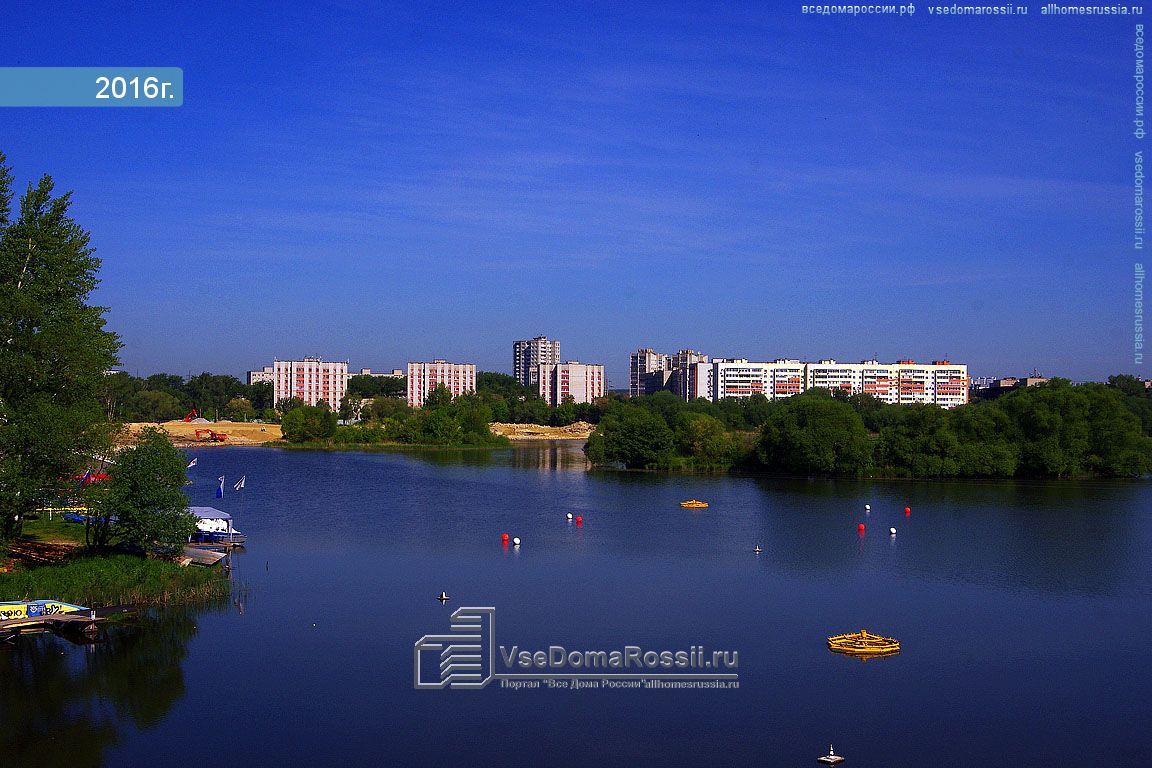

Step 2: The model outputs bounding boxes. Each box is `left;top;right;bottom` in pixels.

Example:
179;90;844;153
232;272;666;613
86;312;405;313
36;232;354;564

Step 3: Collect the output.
584;377;1152;480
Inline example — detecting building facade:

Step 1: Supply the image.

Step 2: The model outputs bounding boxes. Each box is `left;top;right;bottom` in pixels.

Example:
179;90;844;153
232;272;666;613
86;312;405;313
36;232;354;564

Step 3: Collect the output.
269;358;349;409
407;360;477;408
514;336;561;388
537;362;605;406
247;366;274;386
702;359;969;408
629;348;670;397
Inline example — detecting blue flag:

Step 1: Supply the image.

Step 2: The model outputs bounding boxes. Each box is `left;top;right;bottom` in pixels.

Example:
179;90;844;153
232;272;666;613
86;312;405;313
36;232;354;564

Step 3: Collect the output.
216;476;225;498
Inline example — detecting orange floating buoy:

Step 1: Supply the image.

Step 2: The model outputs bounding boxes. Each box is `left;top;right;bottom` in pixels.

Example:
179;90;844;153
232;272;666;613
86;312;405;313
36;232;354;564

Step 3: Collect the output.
904;506;911;516
501;533;509;543
575;516;583;525
857;523;865;532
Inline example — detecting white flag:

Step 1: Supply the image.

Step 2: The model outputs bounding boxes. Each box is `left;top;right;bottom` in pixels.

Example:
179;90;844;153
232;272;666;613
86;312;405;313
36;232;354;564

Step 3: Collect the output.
234;476;246;491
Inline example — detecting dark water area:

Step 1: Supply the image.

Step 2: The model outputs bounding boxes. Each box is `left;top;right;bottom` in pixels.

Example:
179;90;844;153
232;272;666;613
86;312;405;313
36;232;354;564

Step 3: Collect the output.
2;444;1149;767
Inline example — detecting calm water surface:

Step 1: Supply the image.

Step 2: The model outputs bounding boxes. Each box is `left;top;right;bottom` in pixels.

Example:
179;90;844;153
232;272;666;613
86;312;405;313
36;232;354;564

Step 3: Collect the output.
3;444;1150;767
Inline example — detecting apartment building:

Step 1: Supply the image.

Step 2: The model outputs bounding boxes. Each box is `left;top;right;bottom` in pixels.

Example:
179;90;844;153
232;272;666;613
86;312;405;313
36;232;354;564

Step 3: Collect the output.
703;358;969;408
514;336;561;388
267;358;349;409
407;360;477;408
629;348;670;397
538;362;605;406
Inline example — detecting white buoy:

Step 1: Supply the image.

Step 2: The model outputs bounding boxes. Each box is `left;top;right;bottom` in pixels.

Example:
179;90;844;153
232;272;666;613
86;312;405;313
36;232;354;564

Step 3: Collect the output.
512;537;521;546
889;527;897;536
753;545;763;554
865;504;871;511
566;512;573;520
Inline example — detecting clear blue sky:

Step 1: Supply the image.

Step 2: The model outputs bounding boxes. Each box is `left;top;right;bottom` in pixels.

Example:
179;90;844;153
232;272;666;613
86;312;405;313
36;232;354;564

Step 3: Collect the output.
1;3;1140;386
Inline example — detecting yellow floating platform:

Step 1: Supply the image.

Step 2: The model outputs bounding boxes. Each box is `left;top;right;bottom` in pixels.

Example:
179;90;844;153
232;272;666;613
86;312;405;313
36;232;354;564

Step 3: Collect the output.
679;500;709;508
827;629;900;657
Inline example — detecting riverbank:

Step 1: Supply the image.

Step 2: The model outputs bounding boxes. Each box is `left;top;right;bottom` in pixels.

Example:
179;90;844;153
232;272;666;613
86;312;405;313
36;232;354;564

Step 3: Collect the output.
120;420;282;447
1;517;231;607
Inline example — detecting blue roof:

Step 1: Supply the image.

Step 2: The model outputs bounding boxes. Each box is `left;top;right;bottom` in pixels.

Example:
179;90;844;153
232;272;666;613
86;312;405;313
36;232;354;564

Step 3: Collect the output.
187;506;232;521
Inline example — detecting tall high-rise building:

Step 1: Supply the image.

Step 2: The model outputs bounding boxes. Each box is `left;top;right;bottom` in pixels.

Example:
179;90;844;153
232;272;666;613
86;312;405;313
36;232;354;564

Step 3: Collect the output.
407;360;477;408
538;362;605;406
268;358;349;409
513;336;561;388
629;348;671;397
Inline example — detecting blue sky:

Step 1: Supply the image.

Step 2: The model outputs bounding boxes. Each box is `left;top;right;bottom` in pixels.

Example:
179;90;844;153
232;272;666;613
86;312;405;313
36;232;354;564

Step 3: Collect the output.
0;3;1140;386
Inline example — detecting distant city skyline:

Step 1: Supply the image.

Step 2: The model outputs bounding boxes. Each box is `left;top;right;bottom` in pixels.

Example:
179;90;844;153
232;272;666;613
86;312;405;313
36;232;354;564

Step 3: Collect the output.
3;4;1137;385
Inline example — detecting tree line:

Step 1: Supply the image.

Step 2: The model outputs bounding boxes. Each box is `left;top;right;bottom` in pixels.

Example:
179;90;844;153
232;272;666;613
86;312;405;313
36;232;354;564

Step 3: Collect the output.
586;378;1152;478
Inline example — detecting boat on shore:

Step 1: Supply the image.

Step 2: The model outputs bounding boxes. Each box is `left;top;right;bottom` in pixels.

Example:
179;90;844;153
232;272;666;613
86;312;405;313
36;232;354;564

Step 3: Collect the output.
827;629;900;657
0;600;88;621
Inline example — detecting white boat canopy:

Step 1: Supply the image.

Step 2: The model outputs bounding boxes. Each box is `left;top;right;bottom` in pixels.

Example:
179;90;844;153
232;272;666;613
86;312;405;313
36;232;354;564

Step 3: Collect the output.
188;506;232;521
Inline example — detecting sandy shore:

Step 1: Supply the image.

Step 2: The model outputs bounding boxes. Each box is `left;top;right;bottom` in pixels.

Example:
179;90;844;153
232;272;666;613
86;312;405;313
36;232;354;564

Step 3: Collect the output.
120;420;282;447
489;421;594;440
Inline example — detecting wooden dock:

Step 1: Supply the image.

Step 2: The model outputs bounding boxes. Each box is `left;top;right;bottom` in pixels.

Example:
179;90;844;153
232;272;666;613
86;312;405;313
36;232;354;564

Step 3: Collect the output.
0;605;133;644
0;612;102;643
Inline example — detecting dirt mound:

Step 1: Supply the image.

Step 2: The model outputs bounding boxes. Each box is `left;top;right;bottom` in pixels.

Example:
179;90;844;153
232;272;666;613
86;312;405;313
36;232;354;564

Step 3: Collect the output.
489;421;594;440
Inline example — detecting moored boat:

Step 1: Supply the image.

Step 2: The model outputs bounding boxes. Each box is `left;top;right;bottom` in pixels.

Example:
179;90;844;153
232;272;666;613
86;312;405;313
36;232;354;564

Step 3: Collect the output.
0;600;88;621
679;499;709;508
827;629;900;657
189;506;246;544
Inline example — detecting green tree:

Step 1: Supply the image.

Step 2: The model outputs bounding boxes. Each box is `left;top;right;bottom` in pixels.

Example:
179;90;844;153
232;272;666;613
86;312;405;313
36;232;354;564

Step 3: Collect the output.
756;391;873;476
674;412;739;469
130;389;184;422
246;381;274;412
281;405;338;443
93;427;194;553
0;153;121;540
585;407;675;468
277;397;305;414
224;397;256;421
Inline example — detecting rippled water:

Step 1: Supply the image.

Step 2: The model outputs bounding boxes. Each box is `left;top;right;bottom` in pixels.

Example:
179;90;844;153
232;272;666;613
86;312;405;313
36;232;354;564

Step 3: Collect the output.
3;444;1149;767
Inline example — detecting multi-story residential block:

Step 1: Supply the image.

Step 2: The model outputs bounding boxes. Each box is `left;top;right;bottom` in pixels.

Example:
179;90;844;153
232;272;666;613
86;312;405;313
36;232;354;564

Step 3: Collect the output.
357;368;405;378
514;336;561;388
538;362;605;406
629;348;670;397
702;358;969;408
269;358;349;409
407;360;477;408
669;350;710;400
247;366;274;386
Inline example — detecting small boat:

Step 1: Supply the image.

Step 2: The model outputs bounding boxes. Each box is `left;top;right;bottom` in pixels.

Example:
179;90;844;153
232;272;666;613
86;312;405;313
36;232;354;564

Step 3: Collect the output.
679;499;709;508
0;600;88;621
827;629;900;657
189;506;246;545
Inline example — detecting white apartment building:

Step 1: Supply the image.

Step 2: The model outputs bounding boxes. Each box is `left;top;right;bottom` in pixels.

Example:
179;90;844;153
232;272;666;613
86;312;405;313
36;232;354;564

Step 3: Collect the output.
538;362;605;406
407;360;477;408
704;359;969;408
270;358;349;409
514;336;561;388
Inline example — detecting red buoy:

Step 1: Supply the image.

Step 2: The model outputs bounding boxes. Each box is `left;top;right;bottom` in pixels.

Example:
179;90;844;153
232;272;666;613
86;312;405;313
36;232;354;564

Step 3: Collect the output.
857;523;865;532
501;533;509;543
904;506;911;516
575;516;583;525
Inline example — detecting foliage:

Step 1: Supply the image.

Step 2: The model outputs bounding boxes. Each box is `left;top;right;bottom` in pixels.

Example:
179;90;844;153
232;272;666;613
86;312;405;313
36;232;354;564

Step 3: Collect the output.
756;391;873;476
0;553;228;607
225;397;256;421
585;407;675;468
346;373;405;399
92;427;194;553
281;405;338;443
0;153;121;540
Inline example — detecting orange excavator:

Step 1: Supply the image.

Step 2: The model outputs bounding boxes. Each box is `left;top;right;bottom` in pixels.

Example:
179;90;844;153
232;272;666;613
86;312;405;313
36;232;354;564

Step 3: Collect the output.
181;409;198;422
194;429;227;442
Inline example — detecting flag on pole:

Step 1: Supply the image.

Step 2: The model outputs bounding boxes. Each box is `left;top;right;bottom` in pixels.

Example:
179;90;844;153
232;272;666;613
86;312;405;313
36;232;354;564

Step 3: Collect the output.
216;476;225;498
234;476;246;491
187;458;198;469
78;469;92;488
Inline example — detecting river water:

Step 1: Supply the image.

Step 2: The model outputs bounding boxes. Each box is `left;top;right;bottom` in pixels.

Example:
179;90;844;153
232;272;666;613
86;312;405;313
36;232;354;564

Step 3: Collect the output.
2;444;1149;767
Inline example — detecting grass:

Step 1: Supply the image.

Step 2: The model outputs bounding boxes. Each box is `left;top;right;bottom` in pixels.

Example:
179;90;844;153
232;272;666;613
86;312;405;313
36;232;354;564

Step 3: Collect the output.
20;514;88;545
0;554;231;608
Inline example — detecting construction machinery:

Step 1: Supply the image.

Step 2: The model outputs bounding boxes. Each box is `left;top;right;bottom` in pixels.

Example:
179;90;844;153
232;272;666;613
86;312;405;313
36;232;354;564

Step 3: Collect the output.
181;409;199;422
194;429;227;442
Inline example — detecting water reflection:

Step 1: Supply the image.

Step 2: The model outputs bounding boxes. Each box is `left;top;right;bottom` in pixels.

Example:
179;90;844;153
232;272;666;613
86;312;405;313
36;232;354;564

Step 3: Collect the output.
0;602;222;767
